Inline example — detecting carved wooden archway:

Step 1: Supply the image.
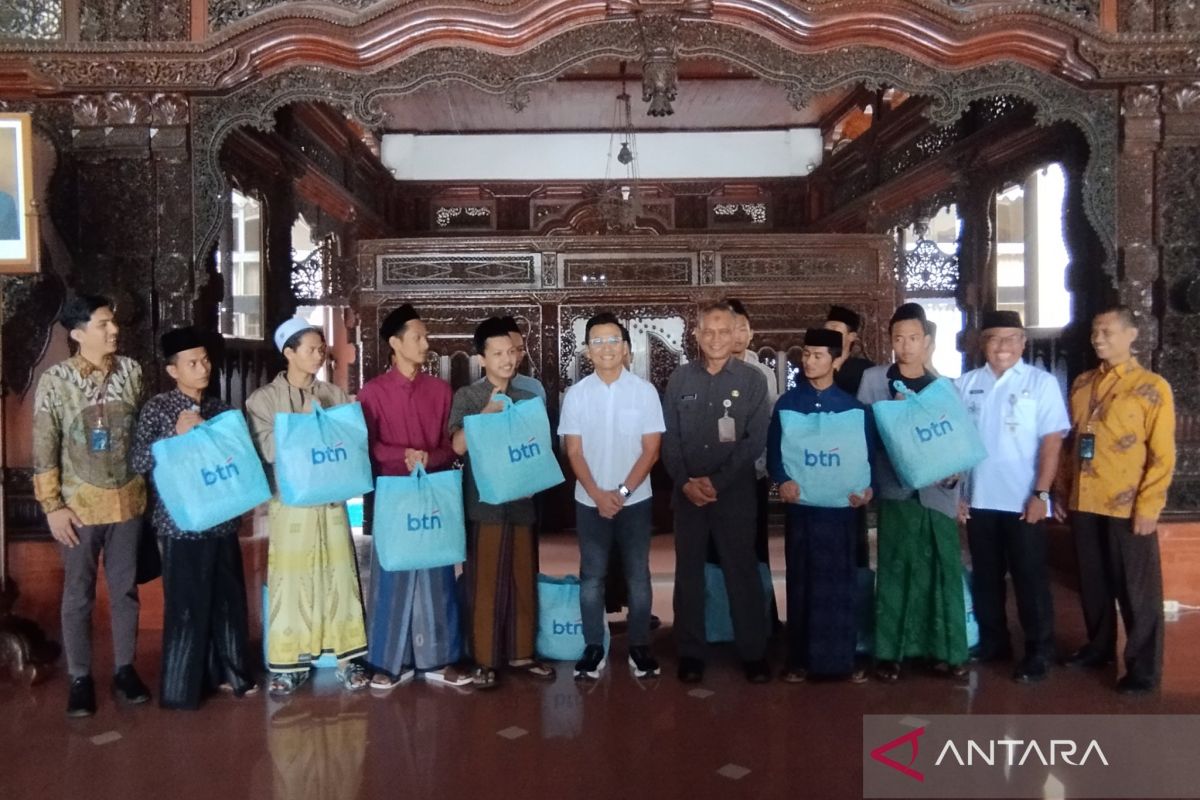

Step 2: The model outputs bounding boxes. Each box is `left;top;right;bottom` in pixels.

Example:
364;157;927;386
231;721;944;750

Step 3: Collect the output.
183;4;1120;288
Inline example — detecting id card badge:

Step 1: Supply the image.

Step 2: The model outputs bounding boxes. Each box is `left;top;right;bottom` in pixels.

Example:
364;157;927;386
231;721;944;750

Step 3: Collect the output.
1078;432;1096;461
90;422;111;453
717;414;736;443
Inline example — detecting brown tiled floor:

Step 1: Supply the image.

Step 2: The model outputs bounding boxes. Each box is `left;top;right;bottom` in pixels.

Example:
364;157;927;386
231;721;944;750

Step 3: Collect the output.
3;530;1200;800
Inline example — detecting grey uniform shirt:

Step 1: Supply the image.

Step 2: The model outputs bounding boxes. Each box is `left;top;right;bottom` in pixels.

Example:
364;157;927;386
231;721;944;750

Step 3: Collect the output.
448;379;536;525
661;358;770;497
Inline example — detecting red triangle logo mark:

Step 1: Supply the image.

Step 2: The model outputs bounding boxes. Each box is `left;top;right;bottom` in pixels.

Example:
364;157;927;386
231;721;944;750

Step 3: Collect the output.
870;726;926;782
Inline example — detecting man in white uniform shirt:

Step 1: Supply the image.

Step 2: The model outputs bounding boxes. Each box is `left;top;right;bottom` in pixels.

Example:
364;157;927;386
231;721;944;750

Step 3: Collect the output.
956;310;1070;683
559;312;666;680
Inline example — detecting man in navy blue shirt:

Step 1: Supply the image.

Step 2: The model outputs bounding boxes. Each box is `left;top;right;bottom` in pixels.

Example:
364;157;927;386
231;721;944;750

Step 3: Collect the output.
768;328;874;683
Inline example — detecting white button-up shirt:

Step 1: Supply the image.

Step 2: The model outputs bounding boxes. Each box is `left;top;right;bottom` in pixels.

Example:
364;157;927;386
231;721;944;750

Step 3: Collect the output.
955;360;1070;514
558;369;666;508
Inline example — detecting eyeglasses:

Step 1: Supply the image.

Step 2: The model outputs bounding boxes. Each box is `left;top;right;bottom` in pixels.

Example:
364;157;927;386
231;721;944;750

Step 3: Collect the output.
588;335;623;347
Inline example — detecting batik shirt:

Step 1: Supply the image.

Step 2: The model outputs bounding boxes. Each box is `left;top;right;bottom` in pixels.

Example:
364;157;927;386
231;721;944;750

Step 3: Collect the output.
130;389;239;539
33;354;146;525
1060;358;1176;520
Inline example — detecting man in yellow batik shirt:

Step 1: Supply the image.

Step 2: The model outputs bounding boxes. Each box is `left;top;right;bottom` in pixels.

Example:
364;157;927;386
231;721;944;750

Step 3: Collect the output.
1054;306;1175;695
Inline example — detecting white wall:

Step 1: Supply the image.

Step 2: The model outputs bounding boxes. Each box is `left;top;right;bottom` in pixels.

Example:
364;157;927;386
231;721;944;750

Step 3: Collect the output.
380;129;823;181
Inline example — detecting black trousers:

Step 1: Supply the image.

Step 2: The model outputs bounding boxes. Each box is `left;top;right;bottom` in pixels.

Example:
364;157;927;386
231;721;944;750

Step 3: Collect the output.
674;484;768;662
160;533;254;709
966;508;1054;661
1071;511;1164;683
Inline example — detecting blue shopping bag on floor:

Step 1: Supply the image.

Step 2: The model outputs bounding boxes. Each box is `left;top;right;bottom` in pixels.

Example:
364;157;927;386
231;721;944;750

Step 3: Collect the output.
464;395;564;505
704;562;775;644
536;574;610;662
780;408;871;508
373;465;467;572
871;377;986;489
275;402;373;506
151;410;271;533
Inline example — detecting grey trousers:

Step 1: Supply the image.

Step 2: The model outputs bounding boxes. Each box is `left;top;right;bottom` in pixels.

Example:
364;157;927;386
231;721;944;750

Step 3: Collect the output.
59;517;142;677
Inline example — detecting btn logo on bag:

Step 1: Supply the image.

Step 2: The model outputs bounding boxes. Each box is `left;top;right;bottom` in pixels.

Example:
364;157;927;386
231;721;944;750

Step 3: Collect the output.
202;455;241;486
311;441;348;464
508;436;542;463
406;507;443;531
804;447;842;467
915;416;954;443
551;618;583;636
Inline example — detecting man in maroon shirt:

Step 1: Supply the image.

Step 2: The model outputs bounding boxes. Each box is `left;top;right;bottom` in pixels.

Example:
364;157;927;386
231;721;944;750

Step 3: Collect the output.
361;304;470;689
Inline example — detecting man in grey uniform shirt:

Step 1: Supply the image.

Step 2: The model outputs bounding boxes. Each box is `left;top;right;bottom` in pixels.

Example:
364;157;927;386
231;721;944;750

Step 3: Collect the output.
662;301;771;684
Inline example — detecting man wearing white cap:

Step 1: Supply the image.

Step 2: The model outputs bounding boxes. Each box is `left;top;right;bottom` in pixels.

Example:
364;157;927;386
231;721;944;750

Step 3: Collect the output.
245;317;369;695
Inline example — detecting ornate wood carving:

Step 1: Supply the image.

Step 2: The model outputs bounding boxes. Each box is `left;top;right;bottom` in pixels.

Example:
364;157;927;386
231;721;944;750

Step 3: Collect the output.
209;0;386;32
0;0;64;41
79;0;190;42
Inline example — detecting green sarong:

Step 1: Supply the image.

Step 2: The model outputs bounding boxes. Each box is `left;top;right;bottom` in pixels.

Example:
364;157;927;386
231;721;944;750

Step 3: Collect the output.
874;498;968;664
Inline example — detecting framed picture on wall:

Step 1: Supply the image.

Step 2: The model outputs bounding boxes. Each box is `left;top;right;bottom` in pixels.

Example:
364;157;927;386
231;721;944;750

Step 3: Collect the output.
0;112;38;273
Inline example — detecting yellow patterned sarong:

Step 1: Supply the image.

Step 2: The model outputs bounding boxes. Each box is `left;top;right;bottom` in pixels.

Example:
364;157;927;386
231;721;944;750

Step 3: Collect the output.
266;498;368;672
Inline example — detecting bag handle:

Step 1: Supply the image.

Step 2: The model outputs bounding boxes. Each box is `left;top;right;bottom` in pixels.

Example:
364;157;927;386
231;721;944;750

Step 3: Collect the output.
410;462;428;484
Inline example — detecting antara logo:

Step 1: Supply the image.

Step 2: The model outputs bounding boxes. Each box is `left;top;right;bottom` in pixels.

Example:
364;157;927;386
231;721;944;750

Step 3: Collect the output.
201;456;240;486
804;447;842;467
935;738;1108;767
915;416;954;442
871;727;926;782
311;442;348;464
508;436;542;463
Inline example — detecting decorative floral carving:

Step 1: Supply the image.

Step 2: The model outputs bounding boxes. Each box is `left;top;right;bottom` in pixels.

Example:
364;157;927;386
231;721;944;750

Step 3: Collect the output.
1123;85;1162;118
78;0;189;41
0;0;63;40
1164;82;1200;113
638;12;680;116
434;205;493;229
901;235;959;294
1079;40;1200;79
943;0;1098;20
151;93;190;126
1166;0;1200;32
35;51;238;90
209;0;385;32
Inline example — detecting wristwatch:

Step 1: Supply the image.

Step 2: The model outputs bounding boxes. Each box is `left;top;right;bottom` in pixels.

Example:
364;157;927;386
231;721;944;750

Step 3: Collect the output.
1032;489;1051;503
618;483;631;498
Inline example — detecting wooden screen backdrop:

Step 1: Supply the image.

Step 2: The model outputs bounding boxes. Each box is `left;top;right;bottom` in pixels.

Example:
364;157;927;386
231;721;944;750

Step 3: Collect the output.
356;233;898;532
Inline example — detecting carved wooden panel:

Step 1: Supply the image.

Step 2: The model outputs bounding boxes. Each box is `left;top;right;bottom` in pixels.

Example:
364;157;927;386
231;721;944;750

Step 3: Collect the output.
377;254;540;289
562;255;694;287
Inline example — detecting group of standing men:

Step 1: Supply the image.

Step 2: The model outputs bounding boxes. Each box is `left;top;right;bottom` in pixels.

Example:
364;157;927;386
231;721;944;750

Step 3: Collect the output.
32;290;1174;718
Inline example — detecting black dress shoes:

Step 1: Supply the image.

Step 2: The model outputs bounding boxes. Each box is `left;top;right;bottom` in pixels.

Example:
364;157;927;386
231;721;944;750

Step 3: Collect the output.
113;664;151;704
677;657;705;684
1012;657;1049;684
66;675;96;718
743;659;771;684
1062;648;1114;669
1116;675;1157;695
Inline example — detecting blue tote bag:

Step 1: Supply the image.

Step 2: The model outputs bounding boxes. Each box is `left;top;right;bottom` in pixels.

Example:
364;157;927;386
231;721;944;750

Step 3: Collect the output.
536;574;609;662
373;464;467;572
151;410;271;533
871;377;987;489
275;402;373;506
704;562;775;644
464;395;565;505
779;408;871;508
